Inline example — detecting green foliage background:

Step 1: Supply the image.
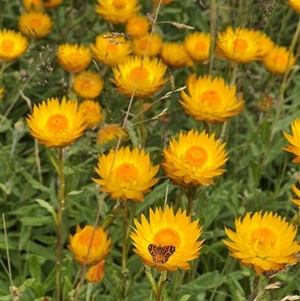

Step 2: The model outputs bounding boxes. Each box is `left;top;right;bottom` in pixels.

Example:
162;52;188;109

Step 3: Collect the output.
1;0;300;300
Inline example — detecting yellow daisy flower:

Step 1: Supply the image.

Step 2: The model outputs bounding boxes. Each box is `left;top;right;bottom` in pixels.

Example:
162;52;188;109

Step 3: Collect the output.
68;225;112;265
126;15;149;39
96;124;128;145
86;260;106;284
56;43;92;73
44;0;63;8
184;32;211;62
111;56;168;98
0;87;4;99
92;147;159;201
291;181;300;206
223;211;299;275
0;29;28;62
179;74;244;123
287;0;300;13
72;70;104;99
160;42;193;68
262;45;296;75
95;0;141;24
79;100;103;129
162;130;228;187
26;97;86;147
130;206;204;272
18;12;53;39
90;33;132;66
216;27;270;63
23;0;43;12
283;117;300;163
132;33;163;57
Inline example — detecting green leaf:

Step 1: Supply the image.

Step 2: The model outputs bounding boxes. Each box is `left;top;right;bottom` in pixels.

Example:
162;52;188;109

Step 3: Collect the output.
35;199;57;224
20;216;53;227
178;295;191;301
20;168;51;193
29;255;42;283
18;278;36;292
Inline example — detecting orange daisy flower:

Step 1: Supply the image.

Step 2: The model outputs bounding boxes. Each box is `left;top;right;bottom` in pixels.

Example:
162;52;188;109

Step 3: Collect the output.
126;15;149;39
184;32;211;62
132;33;163;57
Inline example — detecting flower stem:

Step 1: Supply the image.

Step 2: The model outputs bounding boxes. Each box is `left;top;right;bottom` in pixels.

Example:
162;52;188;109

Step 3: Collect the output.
208;0;217;75
186;185;197;216
156;270;168;301
85;282;93;301
121;202;129;300
138;99;147;148
56;147;65;301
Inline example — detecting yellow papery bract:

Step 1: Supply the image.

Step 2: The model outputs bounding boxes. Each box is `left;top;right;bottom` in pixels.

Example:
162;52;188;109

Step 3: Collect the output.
161;42;193;68
92;147;159;201
223;211;299;275
287;0;300;13
283;118;300;163
126;15;149;39
86;260;106;284
96;124;128;145
130;205;204;272
79;100;103;129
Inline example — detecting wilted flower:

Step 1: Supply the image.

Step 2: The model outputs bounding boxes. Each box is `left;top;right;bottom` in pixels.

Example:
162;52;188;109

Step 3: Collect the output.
0;29;28;61
56;43;92;73
283;118;300;163
130;206;204;272
92;147;159;201
68;225;112;265
26;97;86;147
18;12;53;39
162;130;228;187
223;211;299;275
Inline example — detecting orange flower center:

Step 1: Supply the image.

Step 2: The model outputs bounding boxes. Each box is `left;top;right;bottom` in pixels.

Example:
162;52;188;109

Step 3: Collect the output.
199;89;221;104
113;0;125;8
140;40;149;50
153;228;181;247
47;114;68;131
273;54;286;66
29;18;42;27
250;227;277;248
234;38;248;52
2;39;15;51
107;43;118;52
195;41;207;51
78;230;101;248
185;146;208;165
69;52;81;60
115;163;139;182
129;67;149;80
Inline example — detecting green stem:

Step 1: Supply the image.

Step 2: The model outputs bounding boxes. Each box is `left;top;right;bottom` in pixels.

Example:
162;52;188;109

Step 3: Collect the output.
186;185;197;216
208;0;217;75
56;147;65;301
138;99;147;148
86;282;93;301
249;274;260;301
156;271;168;301
145;267;157;295
101;200;121;231
121;202;129;300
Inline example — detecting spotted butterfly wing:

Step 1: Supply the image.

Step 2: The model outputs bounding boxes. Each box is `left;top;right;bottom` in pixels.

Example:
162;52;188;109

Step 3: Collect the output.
148;244;176;263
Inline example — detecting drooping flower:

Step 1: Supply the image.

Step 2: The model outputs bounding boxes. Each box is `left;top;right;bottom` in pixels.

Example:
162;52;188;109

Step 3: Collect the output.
86;260;106;284
56;43;92;73
44;0;63;8
184;32;211;62
126;15;149;39
23;0;43;12
262;45;296;75
92;147;159;201
287;0;300;13
26;97;86;147
223;211;299;275
283;118;300;163
68;225;112;265
160;42;193;68
130;206;204;272
216;27;271;63
162;130;228;187
111;56;168;98
90;33;132;66
95;0;141;24
132;33;163;57
79;100;103;129
0;29;28;61
179;74;244;123
18;12;53;39
291;181;300;206
96;124;128;145
72;70;104;99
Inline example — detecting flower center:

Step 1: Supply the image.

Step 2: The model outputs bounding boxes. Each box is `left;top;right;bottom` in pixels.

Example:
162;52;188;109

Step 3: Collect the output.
29;18;42;27
2;39;15;51
185;146;208;165
153;228;181;247
195;41;207;51
199;89;221;104
234;38;248;52
47;114;69;131
250;227;277;248
69;52;81;60
78;230;101;248
140;40;149;50
113;0;125;8
129;67;149;80
107;43;118;52
115;163;139;182
274;54;286;66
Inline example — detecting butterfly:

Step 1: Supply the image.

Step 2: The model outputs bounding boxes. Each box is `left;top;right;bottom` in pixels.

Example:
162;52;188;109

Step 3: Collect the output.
148;244;176;264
